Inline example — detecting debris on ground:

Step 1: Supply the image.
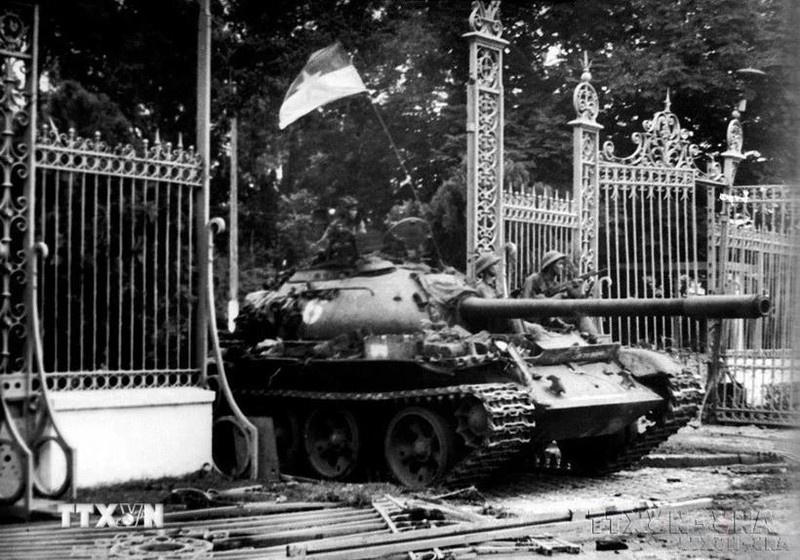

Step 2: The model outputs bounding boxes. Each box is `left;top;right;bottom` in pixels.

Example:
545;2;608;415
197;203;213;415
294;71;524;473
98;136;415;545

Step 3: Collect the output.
595;536;629;551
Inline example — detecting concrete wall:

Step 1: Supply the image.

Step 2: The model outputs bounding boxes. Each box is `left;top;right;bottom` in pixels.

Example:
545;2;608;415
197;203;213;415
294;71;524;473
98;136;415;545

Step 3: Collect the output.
45;388;215;488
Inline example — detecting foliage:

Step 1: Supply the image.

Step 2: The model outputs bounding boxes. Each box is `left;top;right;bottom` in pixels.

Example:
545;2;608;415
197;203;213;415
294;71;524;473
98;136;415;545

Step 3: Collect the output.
37;0;797;278
40;80;134;146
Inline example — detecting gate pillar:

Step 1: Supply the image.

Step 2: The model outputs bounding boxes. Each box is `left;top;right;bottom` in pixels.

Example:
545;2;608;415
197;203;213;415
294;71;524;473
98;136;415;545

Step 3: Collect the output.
1;0;76;513
715;107;744;294
568;55;603;276
464;1;507;284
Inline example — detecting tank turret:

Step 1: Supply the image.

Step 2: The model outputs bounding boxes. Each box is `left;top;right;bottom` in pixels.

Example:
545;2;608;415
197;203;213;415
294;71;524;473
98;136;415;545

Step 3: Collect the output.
234;260;769;342
224;258;770;488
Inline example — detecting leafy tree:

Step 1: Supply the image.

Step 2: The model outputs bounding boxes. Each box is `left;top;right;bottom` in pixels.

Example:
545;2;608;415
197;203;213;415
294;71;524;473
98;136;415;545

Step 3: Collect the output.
35;0;796;280
40;80;133;146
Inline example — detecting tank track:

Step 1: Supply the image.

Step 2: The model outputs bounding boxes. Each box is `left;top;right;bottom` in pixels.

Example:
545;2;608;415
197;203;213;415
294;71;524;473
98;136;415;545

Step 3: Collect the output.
233;382;536;486
548;367;703;474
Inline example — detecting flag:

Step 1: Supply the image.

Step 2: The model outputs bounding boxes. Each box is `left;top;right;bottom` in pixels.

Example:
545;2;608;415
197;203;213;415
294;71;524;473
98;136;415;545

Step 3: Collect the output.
278;42;367;129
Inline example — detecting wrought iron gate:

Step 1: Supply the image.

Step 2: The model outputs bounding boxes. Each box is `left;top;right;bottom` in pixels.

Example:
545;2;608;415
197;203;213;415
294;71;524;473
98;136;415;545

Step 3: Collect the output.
711;184;800;425
464;4;797;426
34;129;204;390
0;0;76;510
503;187;577;295
0;0;257;513
594;94;727;351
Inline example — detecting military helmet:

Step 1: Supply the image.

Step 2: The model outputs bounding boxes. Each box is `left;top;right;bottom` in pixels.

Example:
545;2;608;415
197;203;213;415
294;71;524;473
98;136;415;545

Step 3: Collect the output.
339;195;358;209
540;250;567;271
474;252;501;276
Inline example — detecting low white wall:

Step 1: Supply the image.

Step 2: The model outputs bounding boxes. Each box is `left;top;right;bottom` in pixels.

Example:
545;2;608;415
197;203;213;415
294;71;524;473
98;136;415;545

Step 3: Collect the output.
47;388;215;488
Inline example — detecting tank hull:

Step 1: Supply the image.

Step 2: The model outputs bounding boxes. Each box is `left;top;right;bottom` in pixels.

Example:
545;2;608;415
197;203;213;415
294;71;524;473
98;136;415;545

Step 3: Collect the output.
224;262;756;486
227;349;670;486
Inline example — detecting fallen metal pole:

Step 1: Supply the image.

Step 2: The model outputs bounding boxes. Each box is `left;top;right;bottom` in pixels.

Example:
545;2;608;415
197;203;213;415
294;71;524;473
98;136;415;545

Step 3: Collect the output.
288;497;715;559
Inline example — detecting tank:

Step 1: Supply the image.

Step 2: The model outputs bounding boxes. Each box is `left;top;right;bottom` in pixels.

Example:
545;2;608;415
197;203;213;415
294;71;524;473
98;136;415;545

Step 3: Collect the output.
225;257;770;488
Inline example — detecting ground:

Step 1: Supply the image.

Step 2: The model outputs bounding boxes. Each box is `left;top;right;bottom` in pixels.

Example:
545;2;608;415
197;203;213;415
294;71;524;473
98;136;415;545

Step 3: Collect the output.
59;424;798;559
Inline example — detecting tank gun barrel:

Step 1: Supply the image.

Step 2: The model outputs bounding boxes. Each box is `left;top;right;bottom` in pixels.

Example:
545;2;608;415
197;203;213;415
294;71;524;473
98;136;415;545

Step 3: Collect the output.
458;294;771;320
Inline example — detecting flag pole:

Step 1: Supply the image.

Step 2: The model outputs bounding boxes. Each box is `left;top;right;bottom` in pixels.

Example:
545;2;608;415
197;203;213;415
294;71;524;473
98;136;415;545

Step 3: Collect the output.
364;93;415;194
363;93;446;267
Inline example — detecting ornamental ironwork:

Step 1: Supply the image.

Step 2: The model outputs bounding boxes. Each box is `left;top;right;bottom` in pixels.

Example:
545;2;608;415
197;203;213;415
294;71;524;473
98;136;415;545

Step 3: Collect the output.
711;183;800;426
1;0;77;510
475;90;501;254
568;56;602;276
578;129;598;272
476;46;500;90
726;110;744;154
36;127;203;185
465;1;507;279
601;90;700;169
0;8;30;53
573;55;599;123
0;4;32;379
34;127;204;391
469;0;503;38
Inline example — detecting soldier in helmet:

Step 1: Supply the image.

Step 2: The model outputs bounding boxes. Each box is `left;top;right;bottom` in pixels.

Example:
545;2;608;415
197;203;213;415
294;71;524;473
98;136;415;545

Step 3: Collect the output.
471;252;548;338
473;252;502;299
522;250;598;336
312;196;367;265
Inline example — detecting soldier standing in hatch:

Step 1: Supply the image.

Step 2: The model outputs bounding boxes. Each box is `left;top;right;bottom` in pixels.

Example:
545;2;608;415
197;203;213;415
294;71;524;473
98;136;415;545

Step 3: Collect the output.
522;249;598;337
312;196;366;265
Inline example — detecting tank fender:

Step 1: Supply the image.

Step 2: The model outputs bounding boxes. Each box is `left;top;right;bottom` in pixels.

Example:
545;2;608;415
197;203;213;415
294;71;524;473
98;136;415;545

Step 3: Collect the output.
617;347;683;377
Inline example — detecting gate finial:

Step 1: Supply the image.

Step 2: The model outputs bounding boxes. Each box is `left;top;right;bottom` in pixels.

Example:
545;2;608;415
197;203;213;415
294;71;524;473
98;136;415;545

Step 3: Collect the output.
580;52;593;83
571;54;599;123
664;88;672;112
469;1;503;38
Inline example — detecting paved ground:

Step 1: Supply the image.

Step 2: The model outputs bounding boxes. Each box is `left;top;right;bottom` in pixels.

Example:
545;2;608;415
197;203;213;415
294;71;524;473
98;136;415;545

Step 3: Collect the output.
467;423;799;559
4;422;797;560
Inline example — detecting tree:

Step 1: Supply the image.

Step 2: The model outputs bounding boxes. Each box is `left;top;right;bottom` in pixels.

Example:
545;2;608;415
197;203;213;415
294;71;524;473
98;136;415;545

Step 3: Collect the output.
36;0;796;278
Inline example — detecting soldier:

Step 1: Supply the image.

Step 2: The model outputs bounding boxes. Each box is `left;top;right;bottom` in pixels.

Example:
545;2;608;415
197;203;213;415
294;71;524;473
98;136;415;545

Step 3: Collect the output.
472;252;549;338
522;250;598;337
312;196;366;265
473;252;502;299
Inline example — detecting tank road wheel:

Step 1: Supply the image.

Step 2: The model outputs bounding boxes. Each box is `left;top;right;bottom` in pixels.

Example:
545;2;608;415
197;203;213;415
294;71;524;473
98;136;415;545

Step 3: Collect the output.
303;409;361;480
271;409;302;474
384;407;457;489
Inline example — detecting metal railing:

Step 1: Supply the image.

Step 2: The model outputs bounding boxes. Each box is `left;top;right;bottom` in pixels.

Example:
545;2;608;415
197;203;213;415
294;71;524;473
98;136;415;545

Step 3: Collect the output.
34;128;204;390
503;188;577;294
712;184;800;425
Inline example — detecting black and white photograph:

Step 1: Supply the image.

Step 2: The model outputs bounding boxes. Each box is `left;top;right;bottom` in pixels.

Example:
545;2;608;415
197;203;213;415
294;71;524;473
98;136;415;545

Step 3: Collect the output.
0;0;798;558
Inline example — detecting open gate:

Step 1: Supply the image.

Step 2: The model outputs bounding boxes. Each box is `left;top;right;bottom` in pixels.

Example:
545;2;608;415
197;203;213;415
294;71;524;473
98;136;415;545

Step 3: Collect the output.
0;0;77;511
710;184;800;425
465;3;795;427
0;0;256;515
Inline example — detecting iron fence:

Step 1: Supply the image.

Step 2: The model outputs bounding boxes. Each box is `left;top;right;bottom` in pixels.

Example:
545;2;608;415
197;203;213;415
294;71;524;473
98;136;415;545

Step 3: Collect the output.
503;187;577;295
712;184;800;425
597;163;705;349
34;128;204;390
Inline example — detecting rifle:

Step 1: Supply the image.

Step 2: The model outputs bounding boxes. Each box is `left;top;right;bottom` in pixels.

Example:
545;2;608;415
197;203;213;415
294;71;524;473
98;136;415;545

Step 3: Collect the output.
544;268;607;298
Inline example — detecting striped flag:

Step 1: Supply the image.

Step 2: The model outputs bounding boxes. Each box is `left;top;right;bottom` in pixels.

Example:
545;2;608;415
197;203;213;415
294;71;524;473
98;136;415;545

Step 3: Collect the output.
278;42;367;129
